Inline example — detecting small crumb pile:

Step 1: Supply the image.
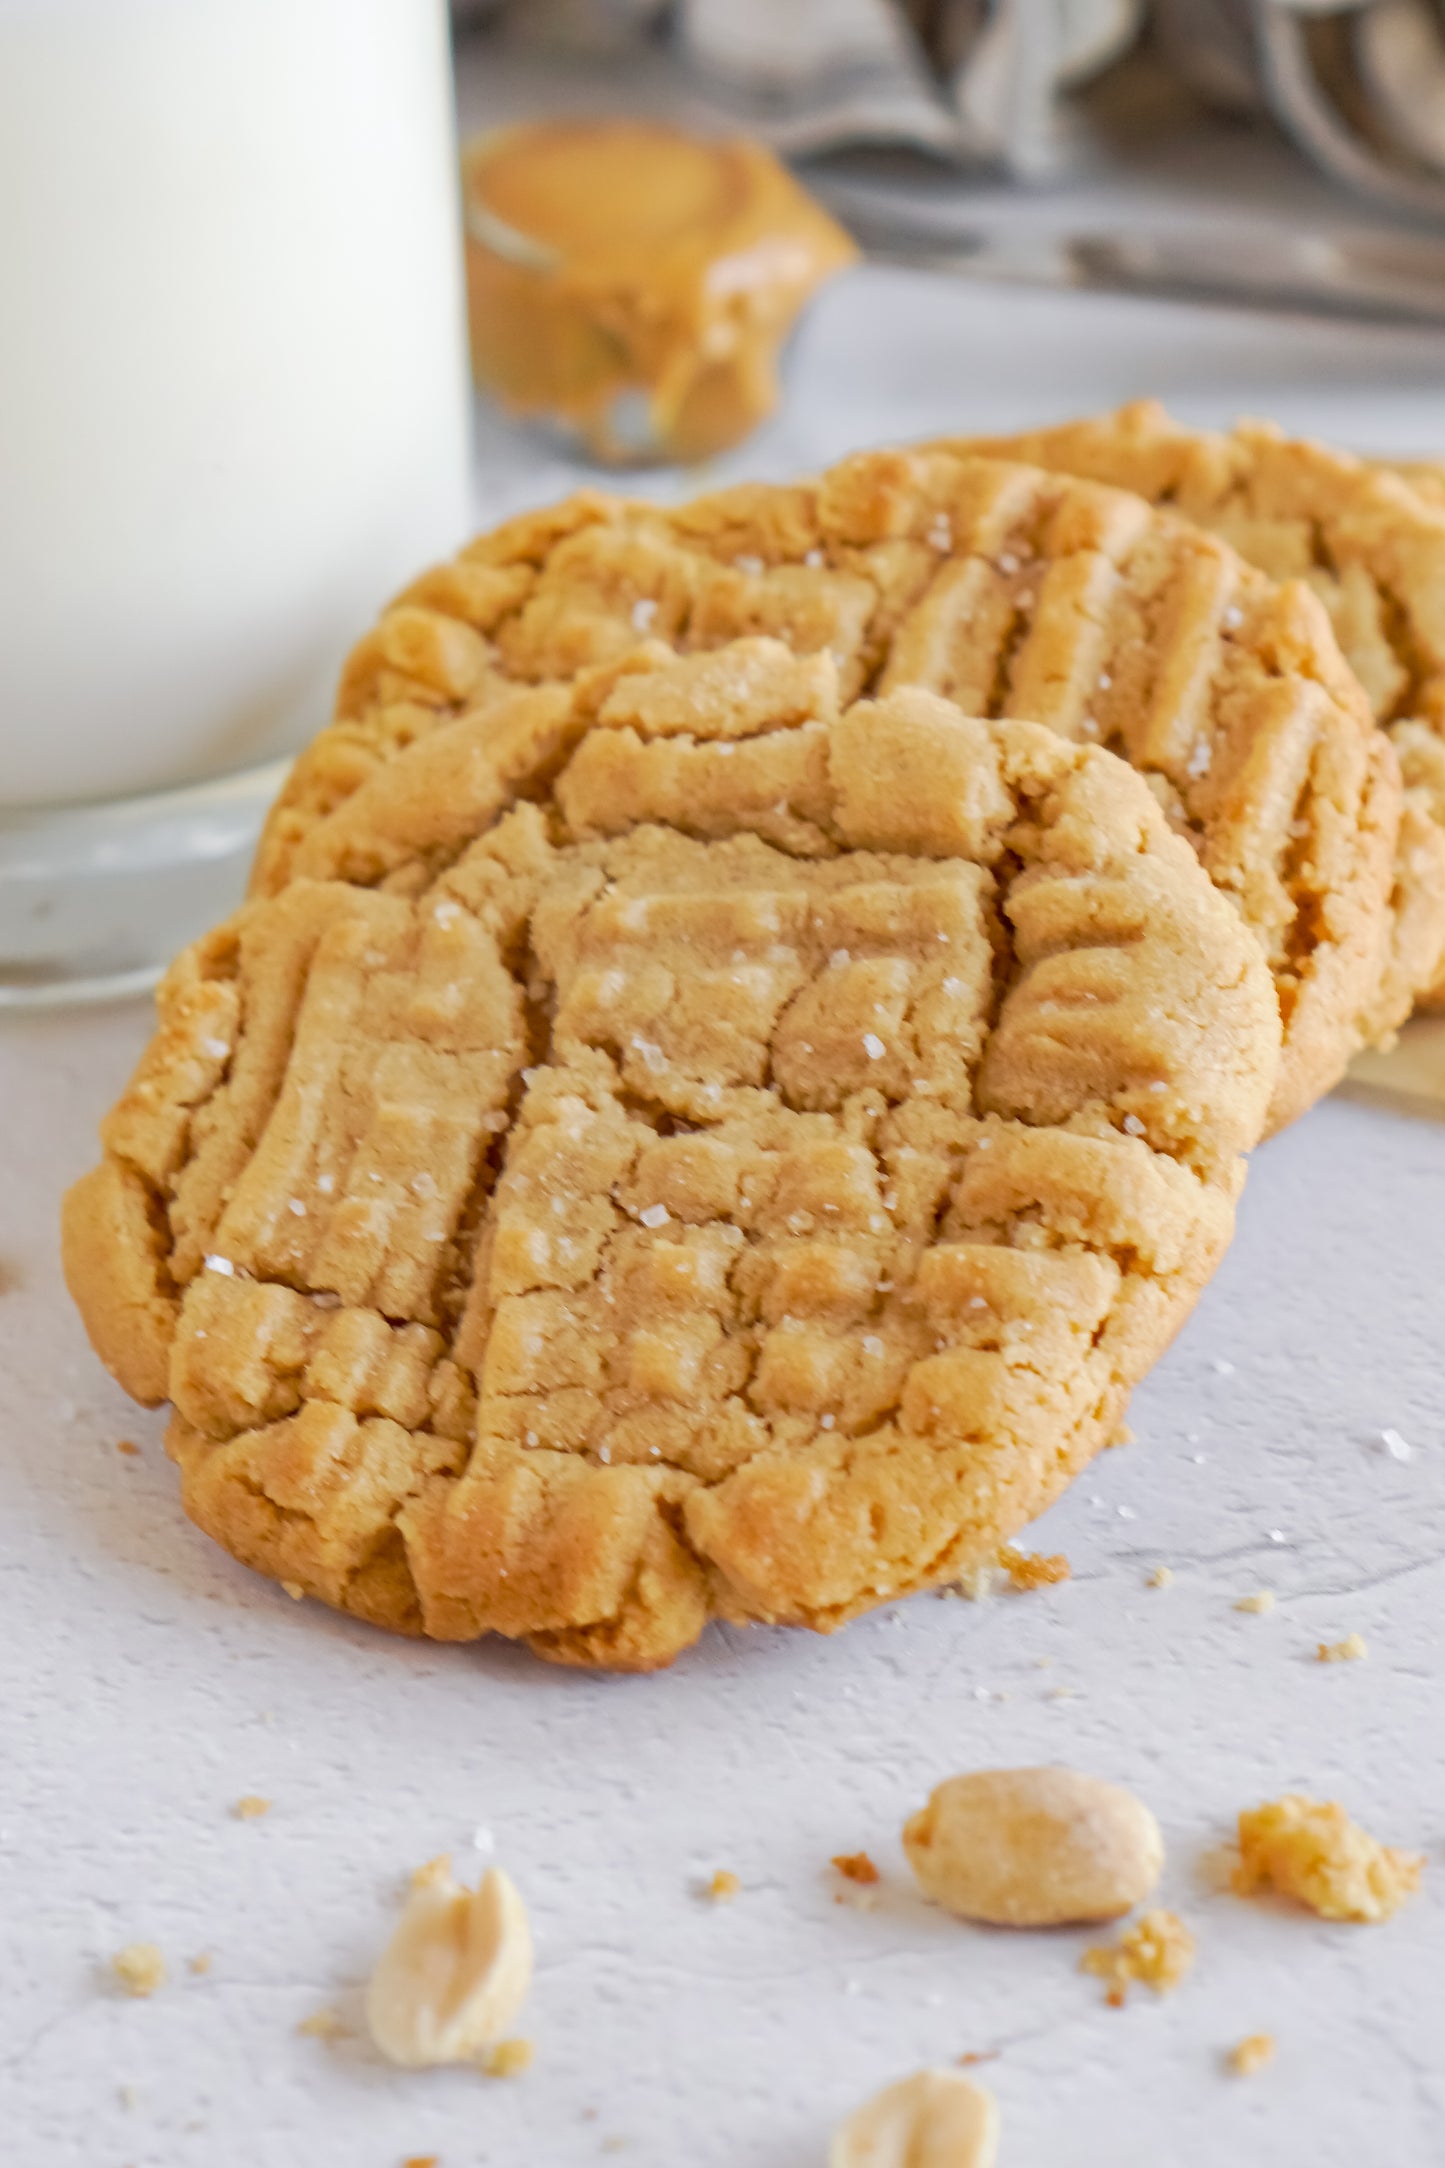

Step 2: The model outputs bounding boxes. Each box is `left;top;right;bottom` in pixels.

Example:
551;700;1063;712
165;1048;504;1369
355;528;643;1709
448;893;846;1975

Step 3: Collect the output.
233;1795;272;1820
1233;1795;1423;1923
1317;1634;1368;1663
1228;2033;1276;2076
997;1548;1072;1592
832;1852;880;1887
298;2008;349;2040
706;1870;741;1903
484;2038;535;2079
111;1944;166;1999
1081;1909;1195;2006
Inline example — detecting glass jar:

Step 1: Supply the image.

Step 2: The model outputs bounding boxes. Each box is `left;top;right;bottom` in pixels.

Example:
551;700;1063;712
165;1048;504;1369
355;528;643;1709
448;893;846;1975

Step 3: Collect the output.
0;0;473;999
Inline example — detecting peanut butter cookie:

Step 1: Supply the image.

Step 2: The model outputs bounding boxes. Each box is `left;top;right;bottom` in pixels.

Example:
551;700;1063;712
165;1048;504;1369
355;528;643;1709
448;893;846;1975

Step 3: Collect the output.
252;445;1396;1134
946;403;1445;1029
65;644;1278;1669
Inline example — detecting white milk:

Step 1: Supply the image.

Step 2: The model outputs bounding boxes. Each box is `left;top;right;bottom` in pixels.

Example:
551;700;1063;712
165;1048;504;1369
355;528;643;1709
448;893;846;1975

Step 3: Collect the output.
0;0;473;807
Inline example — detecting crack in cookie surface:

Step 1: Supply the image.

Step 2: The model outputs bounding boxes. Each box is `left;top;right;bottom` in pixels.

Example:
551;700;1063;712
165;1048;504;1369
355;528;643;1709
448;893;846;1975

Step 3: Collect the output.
66;647;1279;1669
251;447;1397;1134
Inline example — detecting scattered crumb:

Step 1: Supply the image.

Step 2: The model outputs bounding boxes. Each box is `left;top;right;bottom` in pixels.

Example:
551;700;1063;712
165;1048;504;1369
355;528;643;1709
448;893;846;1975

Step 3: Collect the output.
831;1852;880;1887
1046;1685;1078;1700
951;1563;996;1602
705;1870;741;1903
116;1439;141;1457
1235;1591;1275;1615
1108;1422;1134;1447
1228;2033;1276;2077
1233;1794;1423;1922
998;1546;1071;1591
281;1581;305;1601
111;1944;166;1998
118;2084;138;2109
233;1795;272;1820
1147;1565;1174;1589
483;2036;534;2079
297;2008;350;2040
955;2050;999;2067
1317;1633;1368;1663
1081;1910;1195;2005
188;1953;212;1976
403;2157;440;2167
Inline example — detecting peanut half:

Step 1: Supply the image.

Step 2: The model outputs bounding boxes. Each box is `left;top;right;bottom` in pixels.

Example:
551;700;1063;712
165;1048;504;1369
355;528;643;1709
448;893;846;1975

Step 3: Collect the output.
366;1858;532;2068
831;2069;999;2168
903;1766;1163;1927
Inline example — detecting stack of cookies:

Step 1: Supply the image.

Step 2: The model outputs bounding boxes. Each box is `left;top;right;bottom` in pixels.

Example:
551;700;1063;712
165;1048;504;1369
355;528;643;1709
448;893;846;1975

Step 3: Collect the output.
64;408;1445;1670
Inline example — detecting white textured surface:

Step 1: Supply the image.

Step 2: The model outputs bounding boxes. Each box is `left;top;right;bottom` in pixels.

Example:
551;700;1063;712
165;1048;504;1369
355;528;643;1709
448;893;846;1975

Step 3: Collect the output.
6;270;1445;2165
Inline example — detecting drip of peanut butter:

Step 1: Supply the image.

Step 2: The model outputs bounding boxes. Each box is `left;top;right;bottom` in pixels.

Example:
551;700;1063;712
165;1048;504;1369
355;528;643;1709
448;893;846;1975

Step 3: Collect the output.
462;120;858;466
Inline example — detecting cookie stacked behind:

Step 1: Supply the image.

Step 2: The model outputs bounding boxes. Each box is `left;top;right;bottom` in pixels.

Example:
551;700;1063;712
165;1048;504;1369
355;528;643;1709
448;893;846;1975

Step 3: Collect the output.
945;404;1445;1030
65;642;1279;1668
255;447;1398;1134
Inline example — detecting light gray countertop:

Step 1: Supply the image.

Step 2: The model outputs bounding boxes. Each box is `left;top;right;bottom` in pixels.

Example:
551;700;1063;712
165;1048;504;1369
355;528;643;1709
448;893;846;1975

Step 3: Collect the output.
4;265;1444;2165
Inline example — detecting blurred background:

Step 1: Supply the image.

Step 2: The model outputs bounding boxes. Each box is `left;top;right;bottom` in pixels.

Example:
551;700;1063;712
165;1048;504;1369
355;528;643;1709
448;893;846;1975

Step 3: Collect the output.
6;0;1445;1000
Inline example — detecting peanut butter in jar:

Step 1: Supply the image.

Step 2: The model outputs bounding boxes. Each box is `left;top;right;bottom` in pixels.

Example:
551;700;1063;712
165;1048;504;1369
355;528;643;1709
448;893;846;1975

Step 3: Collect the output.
461;119;857;466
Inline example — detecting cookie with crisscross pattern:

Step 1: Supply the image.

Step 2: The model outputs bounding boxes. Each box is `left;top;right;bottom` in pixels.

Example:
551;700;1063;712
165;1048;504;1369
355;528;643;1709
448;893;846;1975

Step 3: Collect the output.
65;642;1278;1669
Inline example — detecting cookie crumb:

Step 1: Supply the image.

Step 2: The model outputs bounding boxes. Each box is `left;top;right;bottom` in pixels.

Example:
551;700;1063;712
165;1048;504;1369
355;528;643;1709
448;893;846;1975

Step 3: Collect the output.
997;1546;1071;1592
483;2036;534;2079
705;1870;741;1903
1233;1794;1422;1922
1317;1633;1368;1663
281;1581;305;1601
1227;2033;1275;2076
1234;1591;1275;1614
118;2083;138;2109
188;1953;212;1976
111;1944;166;1998
233;1795;272;1819
955;2050;999;2067
1147;1565;1173;1589
298;2008;350;2040
951;1563;997;1602
1081;1909;1195;2005
116;1439;141;1457
403;2156;439;2167
831;1852;880;1886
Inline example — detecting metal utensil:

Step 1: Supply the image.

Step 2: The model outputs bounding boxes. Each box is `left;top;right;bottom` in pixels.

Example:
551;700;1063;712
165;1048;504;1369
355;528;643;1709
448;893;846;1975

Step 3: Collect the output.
823;186;1445;324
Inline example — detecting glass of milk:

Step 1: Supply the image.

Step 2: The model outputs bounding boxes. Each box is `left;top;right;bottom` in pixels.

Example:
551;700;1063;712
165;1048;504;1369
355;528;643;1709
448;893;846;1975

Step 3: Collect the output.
0;0;473;1001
